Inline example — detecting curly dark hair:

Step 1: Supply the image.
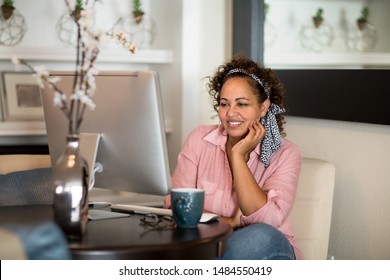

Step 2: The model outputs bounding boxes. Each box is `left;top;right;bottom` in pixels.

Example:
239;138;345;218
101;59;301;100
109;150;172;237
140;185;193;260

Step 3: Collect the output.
206;54;286;136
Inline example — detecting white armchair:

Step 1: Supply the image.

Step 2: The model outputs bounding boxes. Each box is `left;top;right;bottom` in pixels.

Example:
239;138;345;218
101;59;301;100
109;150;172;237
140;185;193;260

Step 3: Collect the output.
290;157;336;260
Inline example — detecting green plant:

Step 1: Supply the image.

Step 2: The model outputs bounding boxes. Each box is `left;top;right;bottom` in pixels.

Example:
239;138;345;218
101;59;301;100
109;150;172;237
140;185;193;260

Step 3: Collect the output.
358;7;369;22
312;8;324;28
357;6;370;31
132;0;144;23
313;8;323;21
264;3;269;19
133;0;143;14
2;0;14;8
75;0;83;10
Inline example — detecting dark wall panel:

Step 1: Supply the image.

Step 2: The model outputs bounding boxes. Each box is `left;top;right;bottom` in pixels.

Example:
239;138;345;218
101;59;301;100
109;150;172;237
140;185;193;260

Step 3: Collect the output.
276;69;390;125
232;0;264;64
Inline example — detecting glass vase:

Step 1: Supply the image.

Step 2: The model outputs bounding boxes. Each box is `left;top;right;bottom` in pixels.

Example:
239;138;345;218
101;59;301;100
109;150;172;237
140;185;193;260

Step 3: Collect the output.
52;134;89;239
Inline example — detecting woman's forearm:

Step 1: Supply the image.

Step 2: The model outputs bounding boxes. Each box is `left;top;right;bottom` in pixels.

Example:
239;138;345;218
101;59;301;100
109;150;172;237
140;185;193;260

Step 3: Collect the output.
231;154;267;216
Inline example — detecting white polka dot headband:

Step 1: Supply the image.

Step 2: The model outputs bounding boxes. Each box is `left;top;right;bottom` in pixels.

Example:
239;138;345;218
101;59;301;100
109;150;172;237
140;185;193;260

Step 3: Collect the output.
225;68;271;98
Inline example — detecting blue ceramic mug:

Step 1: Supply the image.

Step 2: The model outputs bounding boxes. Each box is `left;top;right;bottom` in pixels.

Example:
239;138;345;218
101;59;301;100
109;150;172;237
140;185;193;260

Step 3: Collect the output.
171;188;205;228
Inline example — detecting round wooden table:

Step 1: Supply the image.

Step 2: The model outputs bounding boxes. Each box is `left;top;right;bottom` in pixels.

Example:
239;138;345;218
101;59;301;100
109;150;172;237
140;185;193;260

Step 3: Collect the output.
0;205;232;260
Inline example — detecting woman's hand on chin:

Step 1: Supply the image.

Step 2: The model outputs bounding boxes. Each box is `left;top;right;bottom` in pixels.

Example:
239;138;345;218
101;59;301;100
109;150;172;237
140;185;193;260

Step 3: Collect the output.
231;121;265;161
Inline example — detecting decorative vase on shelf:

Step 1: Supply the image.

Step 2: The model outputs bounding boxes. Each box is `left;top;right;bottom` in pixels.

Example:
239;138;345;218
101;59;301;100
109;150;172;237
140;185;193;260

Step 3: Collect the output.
299;8;334;52
52;134;89;240
344;21;378;52
56;8;96;48
0;6;27;46
344;7;378;52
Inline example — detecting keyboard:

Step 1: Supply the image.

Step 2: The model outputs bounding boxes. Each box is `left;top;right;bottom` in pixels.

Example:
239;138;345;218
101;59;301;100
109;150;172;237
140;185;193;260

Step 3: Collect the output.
110;204;219;223
111;204;172;216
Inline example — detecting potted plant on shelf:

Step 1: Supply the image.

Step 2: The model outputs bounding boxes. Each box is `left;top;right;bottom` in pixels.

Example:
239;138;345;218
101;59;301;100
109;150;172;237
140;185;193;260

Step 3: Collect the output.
72;0;83;21
132;0;144;24
357;7;370;31
312;8;324;29
1;0;15;20
264;3;269;21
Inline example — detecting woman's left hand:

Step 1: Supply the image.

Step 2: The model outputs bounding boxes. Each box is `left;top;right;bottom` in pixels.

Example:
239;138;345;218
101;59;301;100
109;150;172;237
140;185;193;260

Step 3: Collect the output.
219;207;243;229
231;121;265;161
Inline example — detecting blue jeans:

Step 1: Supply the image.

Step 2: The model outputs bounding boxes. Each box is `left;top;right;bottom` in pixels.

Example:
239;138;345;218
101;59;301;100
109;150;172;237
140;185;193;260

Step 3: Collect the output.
220;223;295;260
5;222;71;260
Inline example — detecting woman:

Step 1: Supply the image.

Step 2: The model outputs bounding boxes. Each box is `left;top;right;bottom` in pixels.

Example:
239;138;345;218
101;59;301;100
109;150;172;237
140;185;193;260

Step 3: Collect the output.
165;55;303;259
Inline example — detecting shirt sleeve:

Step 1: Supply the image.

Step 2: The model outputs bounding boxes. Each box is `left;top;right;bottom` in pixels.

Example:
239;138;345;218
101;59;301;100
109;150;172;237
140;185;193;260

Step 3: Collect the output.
240;143;302;228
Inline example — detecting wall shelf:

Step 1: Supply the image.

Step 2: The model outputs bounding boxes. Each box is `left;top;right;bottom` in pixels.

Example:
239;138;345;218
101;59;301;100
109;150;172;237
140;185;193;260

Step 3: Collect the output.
264;52;390;69
0;47;173;64
0;119;173;137
0;121;46;136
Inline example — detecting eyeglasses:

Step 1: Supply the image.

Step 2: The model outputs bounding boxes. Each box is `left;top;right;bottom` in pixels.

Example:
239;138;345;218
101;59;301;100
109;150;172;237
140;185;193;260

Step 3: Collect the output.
140;213;176;231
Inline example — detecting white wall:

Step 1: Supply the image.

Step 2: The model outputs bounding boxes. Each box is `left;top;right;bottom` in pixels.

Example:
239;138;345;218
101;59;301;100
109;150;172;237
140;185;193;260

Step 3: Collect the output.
147;0;182;171
181;0;231;140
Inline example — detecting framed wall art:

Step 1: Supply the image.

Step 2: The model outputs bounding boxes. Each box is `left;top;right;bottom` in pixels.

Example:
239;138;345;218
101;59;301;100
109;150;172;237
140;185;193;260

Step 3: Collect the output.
1;72;44;121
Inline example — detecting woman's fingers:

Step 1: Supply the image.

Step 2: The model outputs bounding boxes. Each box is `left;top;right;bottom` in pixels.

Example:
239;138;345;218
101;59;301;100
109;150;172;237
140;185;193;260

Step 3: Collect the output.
252;121;265;141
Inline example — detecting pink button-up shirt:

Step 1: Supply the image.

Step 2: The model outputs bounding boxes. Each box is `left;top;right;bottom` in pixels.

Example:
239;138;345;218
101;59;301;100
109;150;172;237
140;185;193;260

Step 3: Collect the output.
164;125;303;259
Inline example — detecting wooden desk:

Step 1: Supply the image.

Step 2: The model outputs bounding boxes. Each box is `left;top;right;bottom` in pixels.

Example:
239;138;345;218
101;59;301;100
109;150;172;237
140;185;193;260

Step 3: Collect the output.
0;205;232;260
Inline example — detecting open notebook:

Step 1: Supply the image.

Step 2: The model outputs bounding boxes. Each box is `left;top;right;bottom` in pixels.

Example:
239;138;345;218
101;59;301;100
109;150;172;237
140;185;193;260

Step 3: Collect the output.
110;204;219;223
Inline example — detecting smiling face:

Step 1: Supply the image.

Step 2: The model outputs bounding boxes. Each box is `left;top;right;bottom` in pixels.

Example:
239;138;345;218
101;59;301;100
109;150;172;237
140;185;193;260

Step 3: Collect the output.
218;77;269;145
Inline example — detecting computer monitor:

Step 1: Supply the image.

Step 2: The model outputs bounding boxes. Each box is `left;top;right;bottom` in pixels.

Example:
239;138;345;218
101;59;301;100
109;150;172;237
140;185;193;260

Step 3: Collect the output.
41;71;171;199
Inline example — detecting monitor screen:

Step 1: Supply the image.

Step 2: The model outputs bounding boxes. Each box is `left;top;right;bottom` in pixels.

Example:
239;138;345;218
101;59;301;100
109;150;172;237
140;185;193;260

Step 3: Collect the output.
41;71;171;197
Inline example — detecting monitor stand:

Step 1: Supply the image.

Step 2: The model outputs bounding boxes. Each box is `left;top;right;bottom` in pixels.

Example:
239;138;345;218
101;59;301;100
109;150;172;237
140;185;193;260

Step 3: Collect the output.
79;132;101;191
89;188;165;206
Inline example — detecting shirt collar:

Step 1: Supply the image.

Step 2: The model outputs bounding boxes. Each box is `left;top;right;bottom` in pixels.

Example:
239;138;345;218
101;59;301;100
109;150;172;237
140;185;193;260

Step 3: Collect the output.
203;126;227;147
